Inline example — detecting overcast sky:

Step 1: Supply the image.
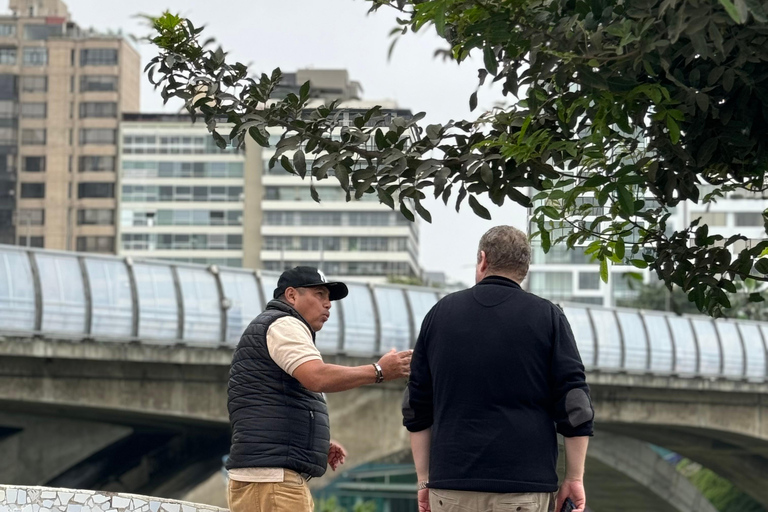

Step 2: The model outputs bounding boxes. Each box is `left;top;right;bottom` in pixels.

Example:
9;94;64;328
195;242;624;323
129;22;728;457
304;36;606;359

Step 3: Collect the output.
42;0;527;284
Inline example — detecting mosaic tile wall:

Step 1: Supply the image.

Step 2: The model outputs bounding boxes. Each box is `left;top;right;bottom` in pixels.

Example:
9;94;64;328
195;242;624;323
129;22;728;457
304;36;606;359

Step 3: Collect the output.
0;486;228;512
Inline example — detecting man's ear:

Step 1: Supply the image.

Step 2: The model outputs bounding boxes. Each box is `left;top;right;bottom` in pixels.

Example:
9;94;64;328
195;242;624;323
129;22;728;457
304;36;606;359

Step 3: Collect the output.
283;287;298;305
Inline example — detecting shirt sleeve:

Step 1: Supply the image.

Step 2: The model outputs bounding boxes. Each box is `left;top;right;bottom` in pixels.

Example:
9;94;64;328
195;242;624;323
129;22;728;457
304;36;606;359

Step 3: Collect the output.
403;308;435;432
266;317;323;376
551;306;594;437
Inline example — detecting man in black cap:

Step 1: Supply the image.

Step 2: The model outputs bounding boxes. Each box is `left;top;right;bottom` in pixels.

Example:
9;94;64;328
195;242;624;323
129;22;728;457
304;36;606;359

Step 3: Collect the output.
226;266;413;512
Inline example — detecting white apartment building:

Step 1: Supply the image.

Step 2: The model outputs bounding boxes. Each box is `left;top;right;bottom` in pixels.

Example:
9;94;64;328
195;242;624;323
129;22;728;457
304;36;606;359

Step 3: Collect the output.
117;114;248;268
526;190;768;307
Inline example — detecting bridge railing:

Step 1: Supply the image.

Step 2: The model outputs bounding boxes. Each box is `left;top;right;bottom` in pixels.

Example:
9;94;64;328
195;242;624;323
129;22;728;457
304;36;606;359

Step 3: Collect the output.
1;244;767;381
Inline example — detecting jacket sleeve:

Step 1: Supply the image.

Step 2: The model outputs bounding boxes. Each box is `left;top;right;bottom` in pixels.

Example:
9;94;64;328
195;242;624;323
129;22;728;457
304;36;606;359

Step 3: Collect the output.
402;309;434;432
551;307;594;437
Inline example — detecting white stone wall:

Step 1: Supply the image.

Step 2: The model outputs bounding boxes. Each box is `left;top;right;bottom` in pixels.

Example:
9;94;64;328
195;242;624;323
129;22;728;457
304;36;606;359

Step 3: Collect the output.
0;486;228;512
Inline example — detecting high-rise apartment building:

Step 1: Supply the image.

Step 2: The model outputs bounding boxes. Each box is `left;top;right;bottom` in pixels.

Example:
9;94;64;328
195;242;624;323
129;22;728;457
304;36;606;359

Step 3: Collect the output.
117;69;421;281
118;114;248;268
0;0;140;251
526;190;768;306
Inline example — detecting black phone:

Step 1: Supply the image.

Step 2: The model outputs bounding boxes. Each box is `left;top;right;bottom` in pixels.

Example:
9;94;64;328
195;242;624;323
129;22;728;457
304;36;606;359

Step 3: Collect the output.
560;498;576;512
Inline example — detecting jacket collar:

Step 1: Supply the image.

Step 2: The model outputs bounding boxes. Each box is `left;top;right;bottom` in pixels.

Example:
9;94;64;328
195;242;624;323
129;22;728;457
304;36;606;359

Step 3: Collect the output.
265;299;317;341
477;275;522;289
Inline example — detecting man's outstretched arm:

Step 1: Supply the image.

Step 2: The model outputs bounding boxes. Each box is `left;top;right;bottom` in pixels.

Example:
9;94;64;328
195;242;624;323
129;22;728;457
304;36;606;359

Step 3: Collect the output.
292;349;411;393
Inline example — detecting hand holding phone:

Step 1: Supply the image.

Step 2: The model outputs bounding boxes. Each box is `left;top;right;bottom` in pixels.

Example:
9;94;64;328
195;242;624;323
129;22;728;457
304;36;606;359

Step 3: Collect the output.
559;498;576;512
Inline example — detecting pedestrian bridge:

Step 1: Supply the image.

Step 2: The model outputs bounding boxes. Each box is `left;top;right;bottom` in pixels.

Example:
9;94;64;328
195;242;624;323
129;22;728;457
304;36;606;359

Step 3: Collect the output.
2;244;768;511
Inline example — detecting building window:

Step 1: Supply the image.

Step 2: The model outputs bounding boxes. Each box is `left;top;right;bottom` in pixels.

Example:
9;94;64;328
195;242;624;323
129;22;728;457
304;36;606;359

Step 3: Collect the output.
78;182;114;198
80;49;118;66
79;155;115;172
121;185;243;203
735;212;764;227
22;156;45;172
578;272;601;290
0;47;16;65
77;209;114;225
20;75;46;92
18;236;43;248
0;127;15;144
120;233;243;251
80;75;118;92
122;160;244;179
0;100;16;117
697;212;726;227
21;128;45;145
23;24;62;40
79;101;117;118
76;236;114;253
20;102;46;118
18;208;44;225
528;272;573;300
79;128;116;145
22;47;48;66
0;24;16;37
20;182;44;198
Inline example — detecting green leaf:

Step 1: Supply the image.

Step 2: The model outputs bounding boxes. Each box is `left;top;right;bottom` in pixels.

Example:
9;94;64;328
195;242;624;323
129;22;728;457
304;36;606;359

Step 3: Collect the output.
755;259;768;274
414;200;432;223
666;117;680;145
483;46;498;75
468;195;491;220
600;258;609;283
719;0;742;22
541;206;561;220
399;201;415;222
614;239;626;260
293;150;307;179
469;91;478;112
617;186;635;215
309;184;320;203
377;188;394;209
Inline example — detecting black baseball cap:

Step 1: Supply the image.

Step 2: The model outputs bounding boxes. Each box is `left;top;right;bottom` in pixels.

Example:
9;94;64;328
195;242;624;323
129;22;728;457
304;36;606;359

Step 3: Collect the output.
273;266;349;301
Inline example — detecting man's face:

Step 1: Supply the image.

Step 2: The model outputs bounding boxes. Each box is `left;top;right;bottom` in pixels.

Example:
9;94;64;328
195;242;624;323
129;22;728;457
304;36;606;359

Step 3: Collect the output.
287;286;332;331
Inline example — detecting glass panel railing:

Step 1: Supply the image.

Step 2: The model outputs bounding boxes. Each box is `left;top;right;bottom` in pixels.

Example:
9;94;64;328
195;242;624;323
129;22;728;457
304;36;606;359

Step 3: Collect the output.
35;253;86;334
0;248;35;331
738;323;765;381
259;272;279;309
134;263;178;340
220;270;261;345
691;319;721;377
85;257;132;338
590;309;622;370
562;306;595;368
617;311;647;371
667;317;697;375
177;267;221;344
374;286;410;352
406;290;439;345
716;322;744;378
643;314;674;373
342;283;376;354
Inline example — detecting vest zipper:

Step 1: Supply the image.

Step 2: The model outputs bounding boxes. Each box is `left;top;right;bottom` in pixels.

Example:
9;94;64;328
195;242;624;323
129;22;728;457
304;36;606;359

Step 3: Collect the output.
308;410;315;450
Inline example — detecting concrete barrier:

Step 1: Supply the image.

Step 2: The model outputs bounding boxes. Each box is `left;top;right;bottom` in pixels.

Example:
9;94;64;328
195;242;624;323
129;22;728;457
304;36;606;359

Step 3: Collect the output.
0;485;227;512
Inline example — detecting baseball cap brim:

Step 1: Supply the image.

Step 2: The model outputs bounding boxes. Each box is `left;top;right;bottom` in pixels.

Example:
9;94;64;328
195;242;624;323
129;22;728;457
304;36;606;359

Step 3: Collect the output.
303;281;348;301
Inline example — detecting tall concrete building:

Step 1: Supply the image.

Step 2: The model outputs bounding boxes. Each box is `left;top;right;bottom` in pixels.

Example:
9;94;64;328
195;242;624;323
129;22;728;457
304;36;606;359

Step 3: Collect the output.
118;114;248;268
117;69;421;281
0;0;140;251
526;190;768;306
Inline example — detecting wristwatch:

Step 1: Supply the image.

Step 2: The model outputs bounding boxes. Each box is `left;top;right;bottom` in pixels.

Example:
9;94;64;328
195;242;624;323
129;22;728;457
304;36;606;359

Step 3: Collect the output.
417;481;429;490
372;363;384;384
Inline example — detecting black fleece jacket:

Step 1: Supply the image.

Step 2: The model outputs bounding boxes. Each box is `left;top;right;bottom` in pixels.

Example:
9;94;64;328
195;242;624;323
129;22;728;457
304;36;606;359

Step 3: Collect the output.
403;275;594;493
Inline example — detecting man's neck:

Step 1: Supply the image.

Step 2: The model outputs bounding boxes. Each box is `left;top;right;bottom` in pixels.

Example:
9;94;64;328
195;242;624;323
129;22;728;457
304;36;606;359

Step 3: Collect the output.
483;272;521;285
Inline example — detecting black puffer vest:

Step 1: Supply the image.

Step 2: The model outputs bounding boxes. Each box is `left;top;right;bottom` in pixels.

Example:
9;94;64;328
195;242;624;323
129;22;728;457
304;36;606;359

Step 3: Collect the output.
226;299;330;477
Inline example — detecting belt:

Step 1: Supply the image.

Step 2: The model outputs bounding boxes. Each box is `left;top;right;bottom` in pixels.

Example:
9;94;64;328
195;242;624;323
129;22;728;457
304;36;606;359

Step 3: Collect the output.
300;472;313;482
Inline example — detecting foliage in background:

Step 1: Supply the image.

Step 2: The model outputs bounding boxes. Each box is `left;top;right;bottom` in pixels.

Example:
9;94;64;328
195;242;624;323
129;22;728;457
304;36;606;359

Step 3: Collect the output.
616;277;768;319
677;459;765;512
317;497;377;512
145;0;768;316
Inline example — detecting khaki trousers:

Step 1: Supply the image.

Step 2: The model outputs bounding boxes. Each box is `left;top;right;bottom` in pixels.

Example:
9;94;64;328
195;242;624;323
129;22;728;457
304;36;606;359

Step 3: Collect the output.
228;471;314;512
430;489;553;512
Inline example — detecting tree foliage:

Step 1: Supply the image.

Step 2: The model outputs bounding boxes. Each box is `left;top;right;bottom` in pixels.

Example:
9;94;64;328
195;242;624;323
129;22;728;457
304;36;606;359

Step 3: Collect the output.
145;0;768;316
